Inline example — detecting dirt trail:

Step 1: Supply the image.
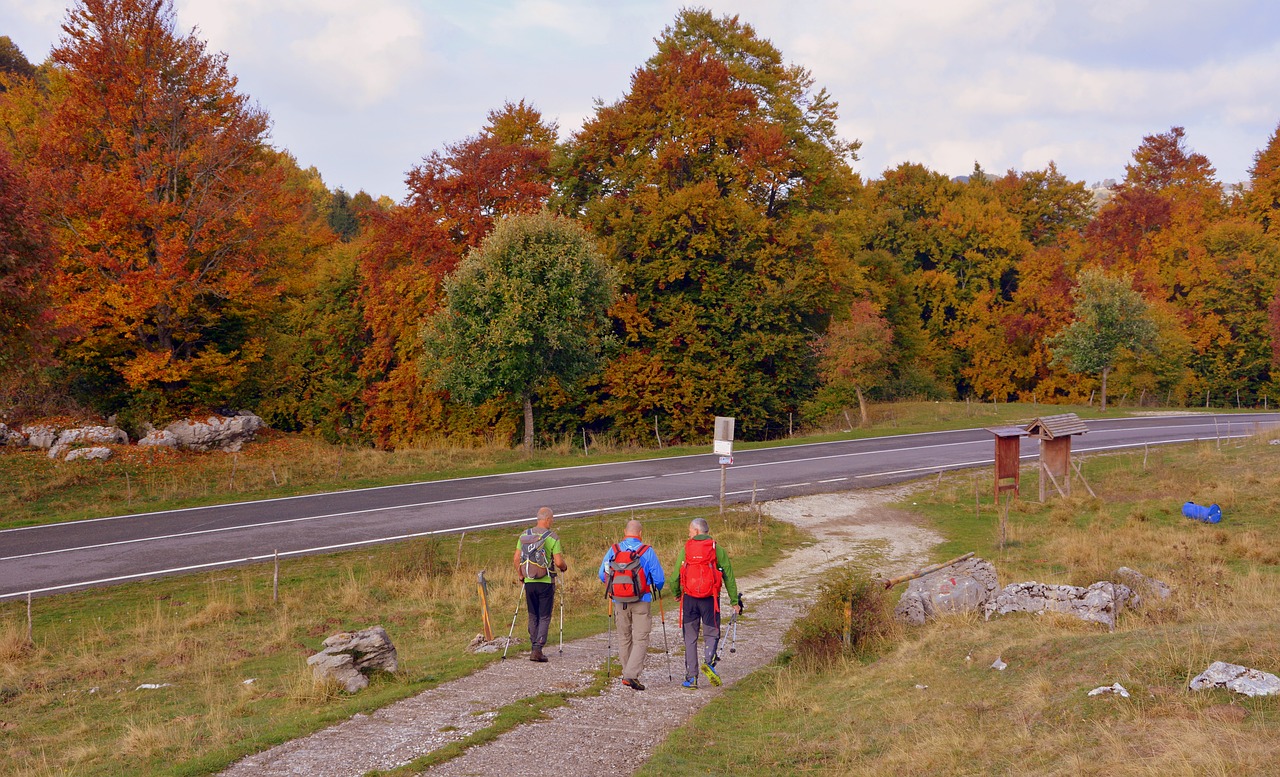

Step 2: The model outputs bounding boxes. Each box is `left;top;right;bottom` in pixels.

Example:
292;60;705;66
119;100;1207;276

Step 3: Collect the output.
220;486;940;777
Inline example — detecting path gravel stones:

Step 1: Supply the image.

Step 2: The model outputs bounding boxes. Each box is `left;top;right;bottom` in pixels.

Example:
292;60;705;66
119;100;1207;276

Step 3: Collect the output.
221;487;939;777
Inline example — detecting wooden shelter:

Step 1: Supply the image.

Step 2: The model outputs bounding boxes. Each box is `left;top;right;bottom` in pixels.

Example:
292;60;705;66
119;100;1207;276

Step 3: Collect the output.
1023;413;1089;501
986;426;1030;500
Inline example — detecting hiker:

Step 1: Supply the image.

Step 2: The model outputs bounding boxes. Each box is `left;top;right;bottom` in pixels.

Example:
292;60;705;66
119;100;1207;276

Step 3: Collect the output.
671;517;742;688
513;506;567;662
598;519;666;690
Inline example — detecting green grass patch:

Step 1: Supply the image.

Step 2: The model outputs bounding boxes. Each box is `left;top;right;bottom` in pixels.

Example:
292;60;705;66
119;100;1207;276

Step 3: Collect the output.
0;505;802;776
644;433;1280;776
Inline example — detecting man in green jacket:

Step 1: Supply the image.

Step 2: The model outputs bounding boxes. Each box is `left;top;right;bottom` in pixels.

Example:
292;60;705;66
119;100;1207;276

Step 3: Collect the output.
513;507;567;662
670;517;742;688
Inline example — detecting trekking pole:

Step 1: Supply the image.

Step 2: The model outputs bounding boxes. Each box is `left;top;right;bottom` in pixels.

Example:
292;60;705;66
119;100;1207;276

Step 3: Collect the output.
502;582;526;661
728;610;738;654
558;577;565;655
605;598;614;680
657;590;673;681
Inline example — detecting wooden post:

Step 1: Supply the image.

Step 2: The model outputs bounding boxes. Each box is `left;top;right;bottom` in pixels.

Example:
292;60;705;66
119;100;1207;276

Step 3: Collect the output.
719;463;727;515
272;550;279;604
229;453;238;490
456;531;466;572
752;481;760;542
27;592;33;644
125;470;132;504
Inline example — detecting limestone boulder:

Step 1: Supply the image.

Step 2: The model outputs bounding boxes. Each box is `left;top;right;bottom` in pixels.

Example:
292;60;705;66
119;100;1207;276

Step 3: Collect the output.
163;413;265;452
307;626;398;693
65;447;113;462
1189;661;1280;697
136;429;179;449
894;557;999;626
984;581;1135;628
22;425;58;449
48;426;128;459
0;423;25;447
1112;566;1172;606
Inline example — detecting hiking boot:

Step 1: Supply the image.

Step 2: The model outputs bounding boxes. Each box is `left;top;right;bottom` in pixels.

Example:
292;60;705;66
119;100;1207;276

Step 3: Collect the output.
682;677;698;689
530;648;548;663
699;661;722;686
622;678;646;691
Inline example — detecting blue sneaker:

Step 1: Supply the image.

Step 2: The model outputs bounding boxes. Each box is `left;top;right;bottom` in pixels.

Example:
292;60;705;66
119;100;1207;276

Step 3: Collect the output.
682;677;698;689
699;661;722;687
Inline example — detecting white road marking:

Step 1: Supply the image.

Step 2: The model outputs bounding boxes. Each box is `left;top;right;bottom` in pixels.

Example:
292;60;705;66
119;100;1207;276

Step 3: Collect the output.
0;478;621;562
0;493;714;600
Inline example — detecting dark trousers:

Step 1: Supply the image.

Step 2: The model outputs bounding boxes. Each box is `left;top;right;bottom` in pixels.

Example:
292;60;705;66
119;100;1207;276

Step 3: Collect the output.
525;581;555;650
681;595;720;680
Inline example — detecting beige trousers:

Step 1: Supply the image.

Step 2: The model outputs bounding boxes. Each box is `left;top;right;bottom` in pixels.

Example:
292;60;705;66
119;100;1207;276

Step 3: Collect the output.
613;600;652;681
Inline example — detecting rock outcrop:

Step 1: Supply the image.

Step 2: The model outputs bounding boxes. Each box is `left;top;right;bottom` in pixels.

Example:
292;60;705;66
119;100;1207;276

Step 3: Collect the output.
307;626;398;693
65;447;113;462
47;426;129;459
984;581;1135;628
894;557;999;626
161;413;265;452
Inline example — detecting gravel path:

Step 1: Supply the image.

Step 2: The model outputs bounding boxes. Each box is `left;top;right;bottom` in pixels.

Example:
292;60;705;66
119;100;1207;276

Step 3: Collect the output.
221;487;940;777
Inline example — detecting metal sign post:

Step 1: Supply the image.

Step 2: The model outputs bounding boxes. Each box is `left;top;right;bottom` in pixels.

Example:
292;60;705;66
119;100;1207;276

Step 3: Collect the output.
714;417;734;514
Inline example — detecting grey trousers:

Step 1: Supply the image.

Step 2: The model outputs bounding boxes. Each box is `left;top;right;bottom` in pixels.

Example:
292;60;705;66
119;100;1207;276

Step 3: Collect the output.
614;600;652;680
681;595;720;680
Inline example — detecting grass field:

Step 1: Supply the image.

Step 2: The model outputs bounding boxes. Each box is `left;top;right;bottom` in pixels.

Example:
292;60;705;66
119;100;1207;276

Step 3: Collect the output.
643;432;1280;775
0;506;801;776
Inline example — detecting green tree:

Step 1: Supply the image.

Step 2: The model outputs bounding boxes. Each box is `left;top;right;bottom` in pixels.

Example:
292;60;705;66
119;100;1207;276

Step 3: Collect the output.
1048;269;1159;411
814;300;894;425
422;211;616;451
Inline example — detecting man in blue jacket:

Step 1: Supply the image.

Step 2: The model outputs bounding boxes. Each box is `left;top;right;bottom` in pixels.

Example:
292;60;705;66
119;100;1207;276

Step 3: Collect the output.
598;519;665;690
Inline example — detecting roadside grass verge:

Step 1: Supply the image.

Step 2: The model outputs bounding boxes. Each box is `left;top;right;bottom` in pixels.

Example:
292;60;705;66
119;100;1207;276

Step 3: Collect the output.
643;433;1280;776
0;400;1167;530
0;505;801;777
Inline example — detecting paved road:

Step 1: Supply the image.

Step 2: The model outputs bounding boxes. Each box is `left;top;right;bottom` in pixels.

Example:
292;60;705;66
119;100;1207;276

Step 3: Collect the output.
2;412;1277;600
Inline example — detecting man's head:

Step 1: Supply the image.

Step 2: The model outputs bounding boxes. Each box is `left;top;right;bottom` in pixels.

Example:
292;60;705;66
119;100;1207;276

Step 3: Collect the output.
536;507;554;528
688;517;709;538
624;519;643;539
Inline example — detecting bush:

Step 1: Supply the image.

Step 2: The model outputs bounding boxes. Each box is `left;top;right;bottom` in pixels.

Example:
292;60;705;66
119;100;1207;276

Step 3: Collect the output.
784;566;893;663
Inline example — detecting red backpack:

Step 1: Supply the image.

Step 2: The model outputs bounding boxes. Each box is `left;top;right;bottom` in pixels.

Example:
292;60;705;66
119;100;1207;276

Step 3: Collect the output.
606;543;651;602
680;537;722;601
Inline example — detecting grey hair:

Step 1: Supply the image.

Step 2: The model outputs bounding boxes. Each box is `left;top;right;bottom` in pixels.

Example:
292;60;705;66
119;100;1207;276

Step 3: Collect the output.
690;517;710;534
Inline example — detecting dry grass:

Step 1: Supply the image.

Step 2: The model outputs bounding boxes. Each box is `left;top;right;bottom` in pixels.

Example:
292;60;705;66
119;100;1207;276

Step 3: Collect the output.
644;434;1280;776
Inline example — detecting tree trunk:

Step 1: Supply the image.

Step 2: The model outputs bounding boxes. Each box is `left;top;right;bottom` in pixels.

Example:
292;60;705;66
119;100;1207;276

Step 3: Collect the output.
522;393;534;453
1100;367;1110;413
856;386;869;427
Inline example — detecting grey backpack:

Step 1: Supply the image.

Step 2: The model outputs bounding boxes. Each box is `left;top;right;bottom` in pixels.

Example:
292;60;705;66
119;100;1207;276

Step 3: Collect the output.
519;529;555;578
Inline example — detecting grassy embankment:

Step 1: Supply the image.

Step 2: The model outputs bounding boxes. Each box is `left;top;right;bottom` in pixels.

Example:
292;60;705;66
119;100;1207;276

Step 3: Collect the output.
0;400;1138;531
644;431;1280;775
0;504;800;776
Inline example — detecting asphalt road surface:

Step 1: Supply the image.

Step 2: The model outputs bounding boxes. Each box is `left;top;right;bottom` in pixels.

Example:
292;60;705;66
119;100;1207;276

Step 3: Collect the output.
3;412;1277;600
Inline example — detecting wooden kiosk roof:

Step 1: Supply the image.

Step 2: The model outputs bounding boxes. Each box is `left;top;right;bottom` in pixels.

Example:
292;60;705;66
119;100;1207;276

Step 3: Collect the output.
1023;413;1088;440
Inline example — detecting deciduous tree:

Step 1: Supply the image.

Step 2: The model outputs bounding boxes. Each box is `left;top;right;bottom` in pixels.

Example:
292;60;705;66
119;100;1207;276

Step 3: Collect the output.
1048;269;1158;411
24;0;306;415
422;211;616;450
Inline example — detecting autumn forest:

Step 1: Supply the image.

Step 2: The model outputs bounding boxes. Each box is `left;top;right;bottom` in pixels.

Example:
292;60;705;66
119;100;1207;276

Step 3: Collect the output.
2;0;1280;450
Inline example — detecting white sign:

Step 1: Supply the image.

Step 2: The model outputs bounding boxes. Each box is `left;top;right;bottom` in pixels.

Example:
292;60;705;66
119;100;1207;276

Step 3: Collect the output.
713;416;734;456
718;455;733;466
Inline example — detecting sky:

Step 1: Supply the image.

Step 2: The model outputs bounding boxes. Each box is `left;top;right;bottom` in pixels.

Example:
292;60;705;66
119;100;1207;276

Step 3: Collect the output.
4;0;1280;202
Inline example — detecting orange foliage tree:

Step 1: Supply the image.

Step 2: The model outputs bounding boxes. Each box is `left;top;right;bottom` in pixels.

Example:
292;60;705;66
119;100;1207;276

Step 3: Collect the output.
9;0;308;417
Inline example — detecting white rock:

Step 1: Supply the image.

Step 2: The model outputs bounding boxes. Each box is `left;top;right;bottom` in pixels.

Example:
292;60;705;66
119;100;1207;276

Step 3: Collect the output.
1189;661;1280;697
136;683;172;691
137;429;179;448
1088;683;1130;698
65;447;113;462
